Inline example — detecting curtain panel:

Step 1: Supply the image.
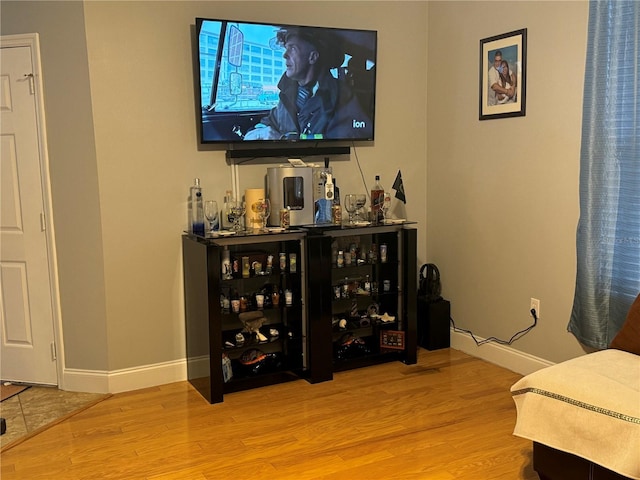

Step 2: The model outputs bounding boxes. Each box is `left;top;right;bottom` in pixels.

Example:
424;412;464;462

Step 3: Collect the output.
569;0;640;349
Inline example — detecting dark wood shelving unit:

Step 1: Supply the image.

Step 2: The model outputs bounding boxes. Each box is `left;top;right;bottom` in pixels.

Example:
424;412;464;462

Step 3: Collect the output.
305;223;417;383
182;231;306;404
182;223;417;403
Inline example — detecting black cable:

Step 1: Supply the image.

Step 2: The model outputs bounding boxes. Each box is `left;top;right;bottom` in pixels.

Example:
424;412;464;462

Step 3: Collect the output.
351;141;370;201
450;309;538;346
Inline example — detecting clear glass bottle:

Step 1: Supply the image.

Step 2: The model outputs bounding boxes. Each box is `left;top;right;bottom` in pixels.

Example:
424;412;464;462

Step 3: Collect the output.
189;178;205;236
222;189;233;229
370;175;384;224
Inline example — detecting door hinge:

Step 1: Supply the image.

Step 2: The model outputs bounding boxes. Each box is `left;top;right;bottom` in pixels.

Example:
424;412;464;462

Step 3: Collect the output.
40;212;46;231
51;342;57;361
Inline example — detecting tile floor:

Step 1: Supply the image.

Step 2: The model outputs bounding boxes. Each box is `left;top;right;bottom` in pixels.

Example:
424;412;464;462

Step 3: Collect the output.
0;385;107;449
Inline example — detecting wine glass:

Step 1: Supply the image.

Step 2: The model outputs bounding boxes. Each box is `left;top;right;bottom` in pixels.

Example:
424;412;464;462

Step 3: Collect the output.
354;194;367;222
256;198;271;231
344;194;358;225
204;200;219;233
226;200;237;231
381;192;392;223
231;201;246;231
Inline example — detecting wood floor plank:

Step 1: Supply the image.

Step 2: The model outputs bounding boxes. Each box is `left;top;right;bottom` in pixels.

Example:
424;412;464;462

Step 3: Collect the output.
0;348;538;479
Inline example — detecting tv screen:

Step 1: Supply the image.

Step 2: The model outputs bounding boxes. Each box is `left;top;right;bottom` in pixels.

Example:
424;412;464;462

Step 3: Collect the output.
196;18;377;145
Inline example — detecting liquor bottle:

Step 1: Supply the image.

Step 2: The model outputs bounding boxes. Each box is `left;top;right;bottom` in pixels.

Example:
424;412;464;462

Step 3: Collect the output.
371;175;384;224
189;178;205;236
221;190;233;229
331;179;342;225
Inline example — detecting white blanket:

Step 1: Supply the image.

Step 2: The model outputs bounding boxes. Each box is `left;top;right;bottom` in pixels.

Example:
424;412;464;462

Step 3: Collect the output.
511;349;640;479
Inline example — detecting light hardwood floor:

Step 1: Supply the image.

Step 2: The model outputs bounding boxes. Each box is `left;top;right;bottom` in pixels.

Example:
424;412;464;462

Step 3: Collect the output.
0;348;538;479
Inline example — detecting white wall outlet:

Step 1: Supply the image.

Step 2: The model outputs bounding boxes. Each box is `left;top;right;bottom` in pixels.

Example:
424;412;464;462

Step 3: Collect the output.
530;298;540;319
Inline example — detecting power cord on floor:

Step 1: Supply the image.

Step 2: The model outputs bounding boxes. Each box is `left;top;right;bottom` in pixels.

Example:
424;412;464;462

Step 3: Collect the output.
450;308;538;346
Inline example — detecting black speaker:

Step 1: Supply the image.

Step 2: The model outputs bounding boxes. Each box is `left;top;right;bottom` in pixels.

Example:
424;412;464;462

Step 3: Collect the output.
417;298;450;350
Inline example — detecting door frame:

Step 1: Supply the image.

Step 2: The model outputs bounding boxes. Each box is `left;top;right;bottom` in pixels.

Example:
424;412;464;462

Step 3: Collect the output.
1;33;65;387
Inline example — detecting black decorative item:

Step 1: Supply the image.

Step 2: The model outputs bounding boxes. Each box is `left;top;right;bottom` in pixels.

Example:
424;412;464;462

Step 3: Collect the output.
479;28;527;120
335;333;371;360
237;349;282;375
418;263;442;302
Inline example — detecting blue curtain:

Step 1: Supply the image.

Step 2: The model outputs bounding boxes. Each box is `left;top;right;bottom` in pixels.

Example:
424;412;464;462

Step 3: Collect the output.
568;0;640;349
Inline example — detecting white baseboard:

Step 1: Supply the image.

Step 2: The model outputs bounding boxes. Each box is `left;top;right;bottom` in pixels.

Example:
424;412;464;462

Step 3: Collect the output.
62;358;187;394
450;329;554;376
60;332;553;394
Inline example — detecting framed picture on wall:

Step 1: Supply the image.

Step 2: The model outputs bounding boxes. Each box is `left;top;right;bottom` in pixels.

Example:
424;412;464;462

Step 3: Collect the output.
479;28;527;120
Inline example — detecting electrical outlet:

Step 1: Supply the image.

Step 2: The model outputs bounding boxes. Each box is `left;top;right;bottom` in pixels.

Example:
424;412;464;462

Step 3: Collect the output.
530;298;540;319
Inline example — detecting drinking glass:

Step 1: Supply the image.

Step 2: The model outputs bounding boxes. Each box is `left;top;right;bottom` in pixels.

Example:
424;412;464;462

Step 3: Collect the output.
382;192;392;223
230;201;246;231
354;194;367;221
256;198;271;231
226;200;237;230
344;194;358;224
204;200;219;233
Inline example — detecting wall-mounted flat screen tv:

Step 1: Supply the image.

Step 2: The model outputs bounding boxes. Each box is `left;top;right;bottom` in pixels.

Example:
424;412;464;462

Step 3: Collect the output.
196;18;377;145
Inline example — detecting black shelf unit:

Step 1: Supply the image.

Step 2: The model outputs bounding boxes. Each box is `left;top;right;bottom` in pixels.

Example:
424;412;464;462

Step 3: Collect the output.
182;231;307;403
305;223;417;383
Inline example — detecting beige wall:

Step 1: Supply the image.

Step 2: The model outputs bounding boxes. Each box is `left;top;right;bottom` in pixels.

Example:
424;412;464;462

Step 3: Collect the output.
1;0;590;384
1;1;109;371
0;1;427;374
81;0;427;371
427;1;589;363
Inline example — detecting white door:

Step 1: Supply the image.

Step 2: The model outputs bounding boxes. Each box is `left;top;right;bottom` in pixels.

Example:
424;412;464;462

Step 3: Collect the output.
1;35;59;385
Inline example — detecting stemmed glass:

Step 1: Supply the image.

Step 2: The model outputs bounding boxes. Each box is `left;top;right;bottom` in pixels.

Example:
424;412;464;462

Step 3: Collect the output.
230;200;246;232
256;198;271;231
204;200;219;233
354;194;367;222
344;194;358;225
226;200;237;231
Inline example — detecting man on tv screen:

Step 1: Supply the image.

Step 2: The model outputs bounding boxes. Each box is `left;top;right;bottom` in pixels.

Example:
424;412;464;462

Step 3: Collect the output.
243;27;373;141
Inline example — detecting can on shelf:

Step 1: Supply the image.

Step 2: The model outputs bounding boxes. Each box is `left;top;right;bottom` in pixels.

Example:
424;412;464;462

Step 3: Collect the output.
284;289;293;306
380;244;388;263
279;208;290;229
332;204;342;224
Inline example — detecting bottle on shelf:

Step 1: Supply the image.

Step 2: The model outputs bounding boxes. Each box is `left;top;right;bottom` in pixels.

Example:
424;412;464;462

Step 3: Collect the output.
189;178;205;236
371;175;384;225
221;246;232;280
315;171;333;224
332;179;342;225
222;189;233;229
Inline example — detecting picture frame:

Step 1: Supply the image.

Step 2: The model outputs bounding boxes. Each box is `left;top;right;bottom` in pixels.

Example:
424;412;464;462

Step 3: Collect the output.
380;330;405;350
479;28;527;120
